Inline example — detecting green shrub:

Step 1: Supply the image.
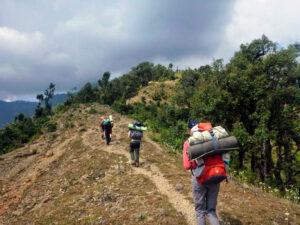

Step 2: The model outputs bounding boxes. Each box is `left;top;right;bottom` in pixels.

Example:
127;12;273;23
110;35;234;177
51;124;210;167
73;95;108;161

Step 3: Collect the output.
46;122;57;132
152;91;161;101
55;104;70;113
88;108;98;114
64;121;74;129
50;134;58;140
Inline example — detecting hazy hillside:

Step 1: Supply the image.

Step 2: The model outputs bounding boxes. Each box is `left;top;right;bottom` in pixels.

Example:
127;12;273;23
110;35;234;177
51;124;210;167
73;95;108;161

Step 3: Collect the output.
0;101;37;128
0;103;299;225
0;94;67;128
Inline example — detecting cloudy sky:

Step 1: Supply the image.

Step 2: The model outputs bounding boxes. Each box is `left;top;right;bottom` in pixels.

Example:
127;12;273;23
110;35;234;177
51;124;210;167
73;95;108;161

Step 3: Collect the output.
0;0;299;101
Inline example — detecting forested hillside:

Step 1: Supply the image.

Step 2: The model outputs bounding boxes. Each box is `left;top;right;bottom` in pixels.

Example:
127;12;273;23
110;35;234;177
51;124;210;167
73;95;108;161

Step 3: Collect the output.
1;35;299;202
0;101;37;128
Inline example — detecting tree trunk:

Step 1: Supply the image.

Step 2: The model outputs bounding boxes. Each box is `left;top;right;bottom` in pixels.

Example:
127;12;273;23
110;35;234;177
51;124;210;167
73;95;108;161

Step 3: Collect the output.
238;150;244;168
274;145;283;189
262;140;268;179
251;152;256;172
266;139;273;175
283;132;295;185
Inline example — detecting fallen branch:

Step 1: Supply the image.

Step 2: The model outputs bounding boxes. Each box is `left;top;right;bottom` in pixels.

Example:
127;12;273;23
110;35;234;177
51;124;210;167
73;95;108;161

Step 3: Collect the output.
14;150;37;158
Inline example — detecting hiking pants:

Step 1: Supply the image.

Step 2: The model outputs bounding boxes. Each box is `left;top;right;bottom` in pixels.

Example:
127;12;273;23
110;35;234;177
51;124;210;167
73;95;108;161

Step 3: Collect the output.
129;142;140;163
105;129;111;145
191;176;220;225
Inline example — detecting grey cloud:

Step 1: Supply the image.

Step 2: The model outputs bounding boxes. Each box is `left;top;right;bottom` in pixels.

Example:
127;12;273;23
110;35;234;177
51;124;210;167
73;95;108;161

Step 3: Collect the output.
0;0;235;100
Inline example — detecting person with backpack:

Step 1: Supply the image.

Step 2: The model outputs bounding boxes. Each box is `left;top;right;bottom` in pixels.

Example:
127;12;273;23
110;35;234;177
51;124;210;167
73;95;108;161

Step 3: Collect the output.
128;122;143;167
101;118;112;145
183;120;230;225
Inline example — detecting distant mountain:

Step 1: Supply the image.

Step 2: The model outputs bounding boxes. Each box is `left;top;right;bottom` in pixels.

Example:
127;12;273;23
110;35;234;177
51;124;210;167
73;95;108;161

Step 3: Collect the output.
0;94;67;128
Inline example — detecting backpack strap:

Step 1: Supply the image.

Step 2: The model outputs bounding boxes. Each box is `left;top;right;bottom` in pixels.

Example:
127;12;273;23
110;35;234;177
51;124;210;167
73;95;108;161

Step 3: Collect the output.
208;130;219;150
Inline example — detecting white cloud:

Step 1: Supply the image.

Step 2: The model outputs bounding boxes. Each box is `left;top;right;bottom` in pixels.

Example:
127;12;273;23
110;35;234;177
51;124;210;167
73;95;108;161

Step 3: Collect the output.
0;27;43;54
218;0;300;62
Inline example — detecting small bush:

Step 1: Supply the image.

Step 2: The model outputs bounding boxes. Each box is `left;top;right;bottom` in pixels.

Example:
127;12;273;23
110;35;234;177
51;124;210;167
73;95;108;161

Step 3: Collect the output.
88;108;98;114
50;134;58;140
72;104;80;109
152;91;161;101
141;96;146;104
64;121;74;129
55;104;69;113
46;122;57;132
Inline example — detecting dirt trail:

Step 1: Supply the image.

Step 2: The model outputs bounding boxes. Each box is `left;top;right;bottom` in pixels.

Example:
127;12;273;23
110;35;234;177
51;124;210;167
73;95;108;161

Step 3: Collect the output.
82;115;196;225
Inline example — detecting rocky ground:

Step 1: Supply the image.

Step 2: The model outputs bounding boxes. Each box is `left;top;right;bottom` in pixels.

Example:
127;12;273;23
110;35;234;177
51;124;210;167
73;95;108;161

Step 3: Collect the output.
0;103;299;225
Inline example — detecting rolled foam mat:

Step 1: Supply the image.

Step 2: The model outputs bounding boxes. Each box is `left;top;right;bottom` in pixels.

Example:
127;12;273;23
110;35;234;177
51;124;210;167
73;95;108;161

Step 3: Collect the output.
187;136;239;160
128;124;147;131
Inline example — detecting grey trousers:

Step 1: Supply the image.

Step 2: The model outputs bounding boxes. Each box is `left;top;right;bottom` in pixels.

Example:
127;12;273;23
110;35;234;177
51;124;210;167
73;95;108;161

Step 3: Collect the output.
129;142;140;163
191;176;220;225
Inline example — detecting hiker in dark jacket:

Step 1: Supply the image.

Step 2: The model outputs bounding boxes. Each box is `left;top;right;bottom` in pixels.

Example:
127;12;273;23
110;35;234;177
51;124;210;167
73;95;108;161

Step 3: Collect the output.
101;118;112;145
183;120;228;225
128;123;143;167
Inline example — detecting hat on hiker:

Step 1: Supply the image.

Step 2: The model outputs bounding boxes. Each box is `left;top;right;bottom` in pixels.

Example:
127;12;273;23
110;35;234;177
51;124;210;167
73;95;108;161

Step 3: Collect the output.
188;119;199;129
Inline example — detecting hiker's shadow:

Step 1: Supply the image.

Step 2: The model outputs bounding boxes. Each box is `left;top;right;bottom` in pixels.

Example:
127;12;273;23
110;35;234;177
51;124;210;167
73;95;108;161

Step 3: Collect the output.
220;212;243;225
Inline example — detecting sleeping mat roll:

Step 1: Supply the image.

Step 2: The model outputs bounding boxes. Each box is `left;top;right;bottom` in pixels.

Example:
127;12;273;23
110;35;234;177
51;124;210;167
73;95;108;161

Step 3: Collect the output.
128;124;147;131
187;136;239;160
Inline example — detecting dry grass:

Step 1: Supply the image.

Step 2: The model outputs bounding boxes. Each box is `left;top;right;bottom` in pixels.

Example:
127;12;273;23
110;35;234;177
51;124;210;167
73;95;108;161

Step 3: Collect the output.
126;80;178;105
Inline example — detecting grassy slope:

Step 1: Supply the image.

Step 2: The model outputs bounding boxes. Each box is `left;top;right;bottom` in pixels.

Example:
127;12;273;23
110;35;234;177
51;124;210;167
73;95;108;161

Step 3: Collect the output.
0;103;299;225
126;80;178;105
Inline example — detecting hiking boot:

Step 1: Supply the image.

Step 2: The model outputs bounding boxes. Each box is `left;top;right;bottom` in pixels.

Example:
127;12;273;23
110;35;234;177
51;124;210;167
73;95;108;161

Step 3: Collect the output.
135;162;139;167
131;161;136;166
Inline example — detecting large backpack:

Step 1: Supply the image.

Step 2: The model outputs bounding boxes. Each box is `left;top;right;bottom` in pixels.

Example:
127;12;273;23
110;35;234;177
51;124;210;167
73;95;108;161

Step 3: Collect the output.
103;120;112;130
130;130;143;140
193;123;227;185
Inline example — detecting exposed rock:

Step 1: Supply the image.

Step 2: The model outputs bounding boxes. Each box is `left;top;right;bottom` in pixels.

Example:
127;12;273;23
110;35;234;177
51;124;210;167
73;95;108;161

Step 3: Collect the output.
45;151;54;157
135;213;144;222
175;184;184;191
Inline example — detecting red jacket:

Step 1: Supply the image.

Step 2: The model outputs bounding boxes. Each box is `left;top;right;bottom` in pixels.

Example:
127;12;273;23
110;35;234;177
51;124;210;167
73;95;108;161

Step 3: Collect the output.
183;140;197;169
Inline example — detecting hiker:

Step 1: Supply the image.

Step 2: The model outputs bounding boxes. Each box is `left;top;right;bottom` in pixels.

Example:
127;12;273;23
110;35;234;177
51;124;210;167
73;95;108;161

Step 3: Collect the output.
101;118;112;145
183;120;230;225
128;122;143;167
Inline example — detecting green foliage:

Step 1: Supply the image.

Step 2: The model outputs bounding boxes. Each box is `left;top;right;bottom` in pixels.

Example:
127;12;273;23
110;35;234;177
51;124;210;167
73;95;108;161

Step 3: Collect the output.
111;36;300;199
35;83;56;118
88;108;98;114
75;82;98;103
46;122;57;132
141;96;146;104
0;114;39;155
111;100;133;115
151;91;162;101
55;103;70;114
